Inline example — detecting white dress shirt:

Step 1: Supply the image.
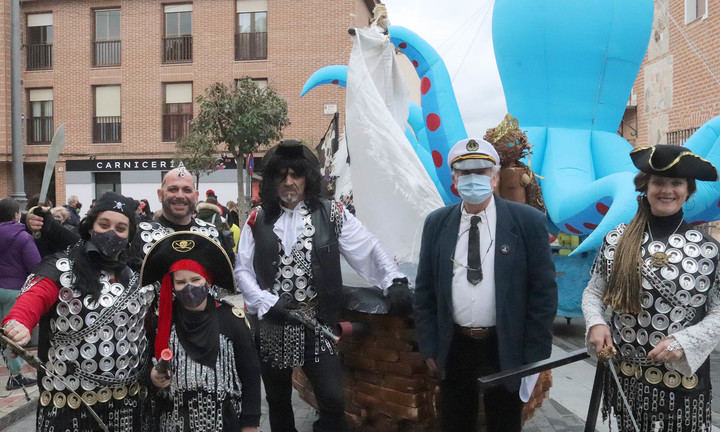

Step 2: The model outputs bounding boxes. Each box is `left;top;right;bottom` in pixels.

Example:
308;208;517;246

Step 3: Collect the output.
451;196;497;327
234;202;405;318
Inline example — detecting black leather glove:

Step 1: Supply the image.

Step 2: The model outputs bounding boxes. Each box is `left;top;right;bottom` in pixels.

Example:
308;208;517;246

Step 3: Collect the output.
386;277;412;315
264;295;299;323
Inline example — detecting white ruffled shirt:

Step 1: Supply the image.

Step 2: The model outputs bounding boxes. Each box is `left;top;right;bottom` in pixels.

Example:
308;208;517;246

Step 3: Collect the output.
234;203;405;318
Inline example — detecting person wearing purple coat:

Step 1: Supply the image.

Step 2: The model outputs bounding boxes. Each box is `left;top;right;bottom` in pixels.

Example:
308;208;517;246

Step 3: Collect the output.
0;198;41;390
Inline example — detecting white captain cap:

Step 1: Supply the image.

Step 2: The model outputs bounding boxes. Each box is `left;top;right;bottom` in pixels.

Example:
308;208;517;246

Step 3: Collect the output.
447;138;500;170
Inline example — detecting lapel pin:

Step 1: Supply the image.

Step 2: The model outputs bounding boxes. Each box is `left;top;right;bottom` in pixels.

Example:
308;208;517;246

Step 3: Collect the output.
500;244;510;255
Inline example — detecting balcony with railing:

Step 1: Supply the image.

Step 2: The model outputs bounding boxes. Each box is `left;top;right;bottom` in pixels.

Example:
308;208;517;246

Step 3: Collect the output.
93;116;121;143
162;113;192;142
666;127;698;146
28;116;53;144
27;43;52;70
94;40;121;67
163;35;192;63
235;32;267;60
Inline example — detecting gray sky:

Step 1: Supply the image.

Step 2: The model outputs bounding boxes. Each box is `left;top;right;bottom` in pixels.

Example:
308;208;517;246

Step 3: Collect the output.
385;0;508;137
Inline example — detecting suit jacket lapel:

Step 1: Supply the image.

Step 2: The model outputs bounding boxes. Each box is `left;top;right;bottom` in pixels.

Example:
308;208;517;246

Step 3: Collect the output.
494;196;519;305
438;204;461;309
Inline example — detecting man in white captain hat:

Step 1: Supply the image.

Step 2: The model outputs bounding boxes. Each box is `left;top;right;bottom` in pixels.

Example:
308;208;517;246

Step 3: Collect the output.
413;137;557;431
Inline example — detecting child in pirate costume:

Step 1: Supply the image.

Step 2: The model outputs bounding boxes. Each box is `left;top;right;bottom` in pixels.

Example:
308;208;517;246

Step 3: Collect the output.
142;231;261;432
2;192;154;431
582;145;720;431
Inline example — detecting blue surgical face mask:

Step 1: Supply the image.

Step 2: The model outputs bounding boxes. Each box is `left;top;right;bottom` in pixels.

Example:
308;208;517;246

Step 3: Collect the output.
457;173;493;204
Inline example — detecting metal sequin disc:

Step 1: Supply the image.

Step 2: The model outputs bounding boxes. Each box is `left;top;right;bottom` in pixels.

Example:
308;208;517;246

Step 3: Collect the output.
68;299;82;315
65;375;80;392
698;258;714;275
65;346;79;361
56;303;70;317
41;376;53;391
209;227;219;238
139;222;153;231
99;294;115;308
85;313;100;328
685;230;703;243
303;225;316;237
54;361;67;376
127;328;141;342
660;265;679;281
638;310;651;327
649;331;665;347
294;289;307;302
99;357;115;372
99;326;114;342
127;300;141;315
619;314;637;327
666;249;682;264
661;280;676;294
114;312;129;327
606;230;620;245
116;354;130;369
621;327;636;343
683;243;701;258
56;258;71;272
675;290;691;305
115;326;128;341
636;328;649;345
293;266;305;277
668;322;684;334
603;246;615;261
296;276;308;290
141;231;152;243
620;344;635;357
281;255;293;265
681;258;698;274
152;230;165;241
306;287;316;299
97;388;112;403
59;287;74;302
668;234;686;249
651;314;669;331
110;283;124;296
85;330;100;343
679;273;695;290
648;241;665;255
69;315;83;331
612;329;622;345
655;297;672;314
55;317;70;332
99;341;115;357
117;340;130;356
690;294;706;308
701;242;718;259
669;306;686;323
640;293;654;309
199;227;209;236
81;379;95;392
60;272;75;288
281;266;294;279
695;275;711;292
143;243;153;254
304;238;313;251
81;359;98;374
80;343;97;360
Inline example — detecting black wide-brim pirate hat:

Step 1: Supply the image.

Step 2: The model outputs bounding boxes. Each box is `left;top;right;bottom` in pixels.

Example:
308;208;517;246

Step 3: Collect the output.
264;139;319;168
630;144;718;181
140;231;235;292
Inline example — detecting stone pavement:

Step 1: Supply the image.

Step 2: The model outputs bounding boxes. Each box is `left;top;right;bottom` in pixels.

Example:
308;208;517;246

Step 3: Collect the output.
0;349;39;431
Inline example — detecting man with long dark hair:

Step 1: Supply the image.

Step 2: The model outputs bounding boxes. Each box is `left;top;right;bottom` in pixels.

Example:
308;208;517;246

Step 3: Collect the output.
235;140;411;432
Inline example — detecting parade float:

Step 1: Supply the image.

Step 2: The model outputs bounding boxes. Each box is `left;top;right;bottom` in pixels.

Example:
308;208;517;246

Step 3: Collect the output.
295;0;720;429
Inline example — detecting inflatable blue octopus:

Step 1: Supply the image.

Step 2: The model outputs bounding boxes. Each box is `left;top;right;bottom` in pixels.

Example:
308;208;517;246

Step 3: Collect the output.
301;0;720;253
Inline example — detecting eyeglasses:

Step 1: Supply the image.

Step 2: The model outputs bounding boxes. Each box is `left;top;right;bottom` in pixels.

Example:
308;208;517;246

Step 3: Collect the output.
450;220;494;271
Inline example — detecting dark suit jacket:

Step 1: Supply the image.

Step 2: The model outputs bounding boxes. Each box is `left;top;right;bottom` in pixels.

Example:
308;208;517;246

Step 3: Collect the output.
413;195;557;390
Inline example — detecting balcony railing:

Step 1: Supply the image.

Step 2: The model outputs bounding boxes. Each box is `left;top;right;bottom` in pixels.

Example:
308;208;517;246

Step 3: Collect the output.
235;32;267;60
94;40;121;67
162;113;192;141
666;127;698;146
28;116;53;144
163;35;192;63
93;116;121;143
27;43;52;70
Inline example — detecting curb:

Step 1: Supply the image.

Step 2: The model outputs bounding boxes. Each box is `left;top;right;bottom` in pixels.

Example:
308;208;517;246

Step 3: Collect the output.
0;397;36;430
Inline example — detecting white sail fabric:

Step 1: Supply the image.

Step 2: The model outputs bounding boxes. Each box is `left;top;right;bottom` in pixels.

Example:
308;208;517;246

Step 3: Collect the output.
346;26;443;265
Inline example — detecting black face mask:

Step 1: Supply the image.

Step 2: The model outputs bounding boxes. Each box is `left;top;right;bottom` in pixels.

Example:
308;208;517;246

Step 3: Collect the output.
89;230;128;259
175;284;209;309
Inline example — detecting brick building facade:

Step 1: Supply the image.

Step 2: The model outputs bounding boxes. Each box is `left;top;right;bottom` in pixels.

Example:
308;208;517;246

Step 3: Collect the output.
621;0;720;147
0;0;373;212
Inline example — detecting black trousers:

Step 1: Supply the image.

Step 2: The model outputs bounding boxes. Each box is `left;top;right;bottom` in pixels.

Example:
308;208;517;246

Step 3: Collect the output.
260;333;347;432
440;330;523;432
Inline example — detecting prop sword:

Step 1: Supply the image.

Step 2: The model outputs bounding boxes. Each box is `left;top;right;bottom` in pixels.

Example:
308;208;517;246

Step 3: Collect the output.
38;123;66;206
0;328;109;432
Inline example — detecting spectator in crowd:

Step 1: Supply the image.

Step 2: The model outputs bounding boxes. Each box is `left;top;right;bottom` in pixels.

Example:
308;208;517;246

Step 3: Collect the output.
50;206;77;234
63;195;81;227
0;198;41;390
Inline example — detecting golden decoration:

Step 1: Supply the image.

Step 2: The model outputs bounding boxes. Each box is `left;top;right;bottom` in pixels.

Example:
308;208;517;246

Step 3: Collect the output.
649;251;670;268
644;367;663;385
232;306;245;319
172;239;195;253
67;393;82;409
681;374;698;390
52;392;67;409
492;113;521;143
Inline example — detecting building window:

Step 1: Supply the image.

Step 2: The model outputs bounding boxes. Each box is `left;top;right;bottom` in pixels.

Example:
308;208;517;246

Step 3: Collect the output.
686;0;708;23
235;78;268;89
27;13;53;70
94;9;121;67
235;1;267;61
94;85;121;143
28;89;53;144
95;172;121;197
164;4;192;63
163;83;193;142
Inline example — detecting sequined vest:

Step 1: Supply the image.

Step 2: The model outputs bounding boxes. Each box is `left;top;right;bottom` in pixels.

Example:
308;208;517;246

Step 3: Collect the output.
252;201;343;324
30;250;154;408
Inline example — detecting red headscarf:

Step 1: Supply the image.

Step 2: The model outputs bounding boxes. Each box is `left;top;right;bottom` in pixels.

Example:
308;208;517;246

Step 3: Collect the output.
154;259;213;360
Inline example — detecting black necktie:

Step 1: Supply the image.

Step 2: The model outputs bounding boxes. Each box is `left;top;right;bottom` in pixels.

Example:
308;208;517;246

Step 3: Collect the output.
467;215;483;284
